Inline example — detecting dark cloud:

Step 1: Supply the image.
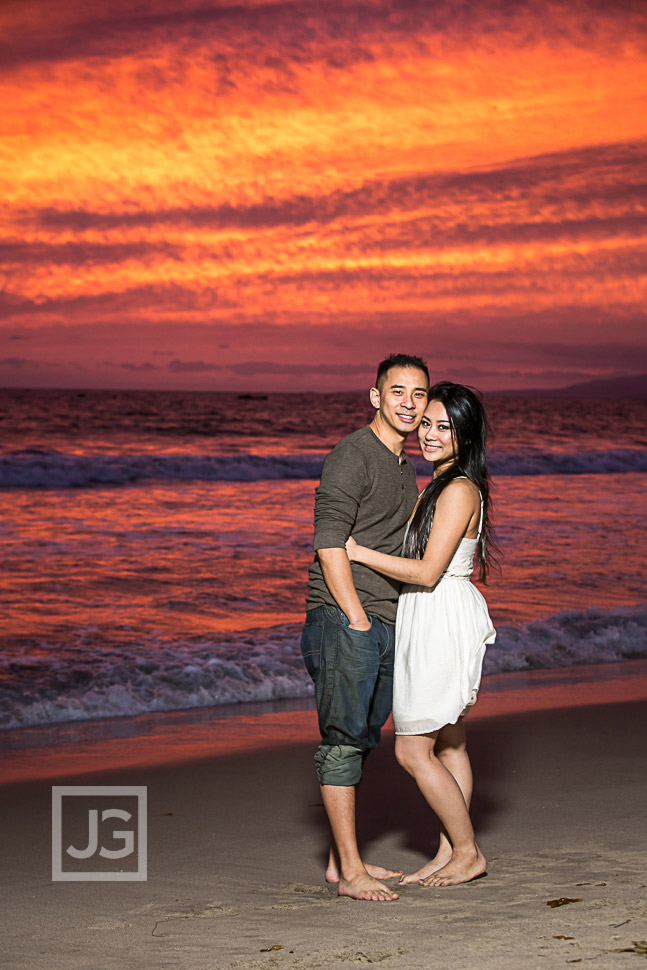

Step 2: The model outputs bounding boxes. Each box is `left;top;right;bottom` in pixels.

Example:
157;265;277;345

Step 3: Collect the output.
4;311;645;360
0;283;234;319
31;140;646;244
168;359;222;372
351;215;647;264
2;0;643;74
227;337;647;376
269;247;645;297
119;362;159;371
2;318;644;390
419;339;647;371
0;357;32;367
0;240;175;268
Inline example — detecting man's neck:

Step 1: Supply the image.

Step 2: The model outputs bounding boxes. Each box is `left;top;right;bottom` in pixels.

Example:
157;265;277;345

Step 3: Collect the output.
369;415;406;457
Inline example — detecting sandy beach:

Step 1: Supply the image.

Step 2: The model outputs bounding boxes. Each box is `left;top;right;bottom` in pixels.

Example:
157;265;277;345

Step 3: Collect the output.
2;679;647;970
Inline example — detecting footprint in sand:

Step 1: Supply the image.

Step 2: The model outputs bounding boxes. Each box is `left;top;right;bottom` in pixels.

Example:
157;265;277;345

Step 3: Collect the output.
286;881;332;897
151;903;241;936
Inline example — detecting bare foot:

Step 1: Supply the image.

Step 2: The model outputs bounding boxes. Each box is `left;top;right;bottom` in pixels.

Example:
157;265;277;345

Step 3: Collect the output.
326;862;402;884
337;871;400;902
399;846;452;885
421;847;487;887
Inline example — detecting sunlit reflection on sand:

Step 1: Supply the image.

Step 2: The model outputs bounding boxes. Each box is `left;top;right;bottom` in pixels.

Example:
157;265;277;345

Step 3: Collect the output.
2;660;645;785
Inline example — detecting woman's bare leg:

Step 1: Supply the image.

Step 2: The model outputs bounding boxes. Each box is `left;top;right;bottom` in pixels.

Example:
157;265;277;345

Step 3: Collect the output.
396;729;486;886
424;720;474;876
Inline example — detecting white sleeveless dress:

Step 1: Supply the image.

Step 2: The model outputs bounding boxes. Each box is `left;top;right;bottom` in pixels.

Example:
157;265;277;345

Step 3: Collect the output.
393;492;496;735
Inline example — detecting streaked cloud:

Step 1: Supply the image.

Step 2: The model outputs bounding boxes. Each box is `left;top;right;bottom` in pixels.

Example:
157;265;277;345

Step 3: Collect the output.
168;359;222;372
0;357;32;368
0;0;645;389
119;361;159;372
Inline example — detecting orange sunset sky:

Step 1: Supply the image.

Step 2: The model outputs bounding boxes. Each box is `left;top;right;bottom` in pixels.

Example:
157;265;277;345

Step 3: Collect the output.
1;0;646;391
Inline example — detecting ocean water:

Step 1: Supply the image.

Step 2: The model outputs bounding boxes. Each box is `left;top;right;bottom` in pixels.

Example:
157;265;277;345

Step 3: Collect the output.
0;388;645;732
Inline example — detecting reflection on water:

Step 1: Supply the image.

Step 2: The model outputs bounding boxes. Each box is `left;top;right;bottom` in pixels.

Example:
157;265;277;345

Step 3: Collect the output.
1;389;645;733
1;661;646;785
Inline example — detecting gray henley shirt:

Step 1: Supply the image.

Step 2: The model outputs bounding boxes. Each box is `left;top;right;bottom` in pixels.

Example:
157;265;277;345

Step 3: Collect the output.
306;425;419;625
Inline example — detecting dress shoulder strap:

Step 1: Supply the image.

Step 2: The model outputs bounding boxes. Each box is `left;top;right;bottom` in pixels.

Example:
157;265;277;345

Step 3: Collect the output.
476;492;484;541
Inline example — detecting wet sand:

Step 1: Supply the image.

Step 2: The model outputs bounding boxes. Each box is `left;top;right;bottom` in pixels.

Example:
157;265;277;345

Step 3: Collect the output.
2;694;646;970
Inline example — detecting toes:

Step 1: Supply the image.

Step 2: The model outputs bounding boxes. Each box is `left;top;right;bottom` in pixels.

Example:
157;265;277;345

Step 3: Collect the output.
400;872;426;885
343;879;399;901
376;890;398;901
423;876;447;887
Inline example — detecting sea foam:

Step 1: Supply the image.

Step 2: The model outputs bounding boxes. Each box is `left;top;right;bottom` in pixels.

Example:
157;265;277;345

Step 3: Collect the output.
1;605;645;730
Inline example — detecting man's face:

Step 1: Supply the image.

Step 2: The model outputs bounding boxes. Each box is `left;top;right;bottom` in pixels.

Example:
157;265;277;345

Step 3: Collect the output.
370;366;429;436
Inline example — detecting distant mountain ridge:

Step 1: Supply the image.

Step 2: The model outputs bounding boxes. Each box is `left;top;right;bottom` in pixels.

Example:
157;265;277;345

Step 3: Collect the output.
495;374;646;399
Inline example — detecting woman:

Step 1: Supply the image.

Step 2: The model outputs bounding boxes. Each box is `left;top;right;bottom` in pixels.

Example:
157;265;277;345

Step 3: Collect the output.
346;381;496;887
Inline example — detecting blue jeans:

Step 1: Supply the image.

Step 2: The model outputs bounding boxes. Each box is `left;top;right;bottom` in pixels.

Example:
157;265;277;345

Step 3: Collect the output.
300;604;395;786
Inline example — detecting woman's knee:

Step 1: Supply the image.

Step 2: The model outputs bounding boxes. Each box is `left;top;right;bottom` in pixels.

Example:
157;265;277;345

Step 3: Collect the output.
395;737;434;774
394;742;413;773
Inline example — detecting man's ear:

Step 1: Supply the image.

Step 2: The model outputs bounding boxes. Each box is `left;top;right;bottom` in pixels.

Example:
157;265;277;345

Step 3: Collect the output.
369;386;380;410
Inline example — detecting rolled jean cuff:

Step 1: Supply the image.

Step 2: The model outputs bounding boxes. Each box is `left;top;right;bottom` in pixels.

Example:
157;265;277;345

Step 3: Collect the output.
314;743;363;786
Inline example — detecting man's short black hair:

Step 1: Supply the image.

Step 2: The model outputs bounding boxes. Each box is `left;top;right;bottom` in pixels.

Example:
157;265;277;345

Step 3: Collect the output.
375;353;430;391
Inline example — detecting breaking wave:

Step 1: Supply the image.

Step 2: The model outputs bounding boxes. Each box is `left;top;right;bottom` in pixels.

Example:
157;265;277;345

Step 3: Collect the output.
1;447;645;489
1;605;645;730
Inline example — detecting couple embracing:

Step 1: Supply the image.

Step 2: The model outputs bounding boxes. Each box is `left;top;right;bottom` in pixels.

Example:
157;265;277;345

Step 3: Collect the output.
301;354;496;902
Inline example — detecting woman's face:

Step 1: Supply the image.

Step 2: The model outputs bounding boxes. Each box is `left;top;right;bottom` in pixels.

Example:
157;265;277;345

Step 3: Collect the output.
418;399;456;469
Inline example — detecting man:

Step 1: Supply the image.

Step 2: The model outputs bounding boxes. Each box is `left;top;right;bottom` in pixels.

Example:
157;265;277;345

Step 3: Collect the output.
301;353;429;902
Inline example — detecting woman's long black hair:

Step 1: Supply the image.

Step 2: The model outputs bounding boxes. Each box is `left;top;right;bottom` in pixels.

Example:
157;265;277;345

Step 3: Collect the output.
403;381;498;582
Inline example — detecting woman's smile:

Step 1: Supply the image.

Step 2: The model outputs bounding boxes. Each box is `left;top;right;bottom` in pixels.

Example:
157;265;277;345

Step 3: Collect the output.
418;400;457;469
